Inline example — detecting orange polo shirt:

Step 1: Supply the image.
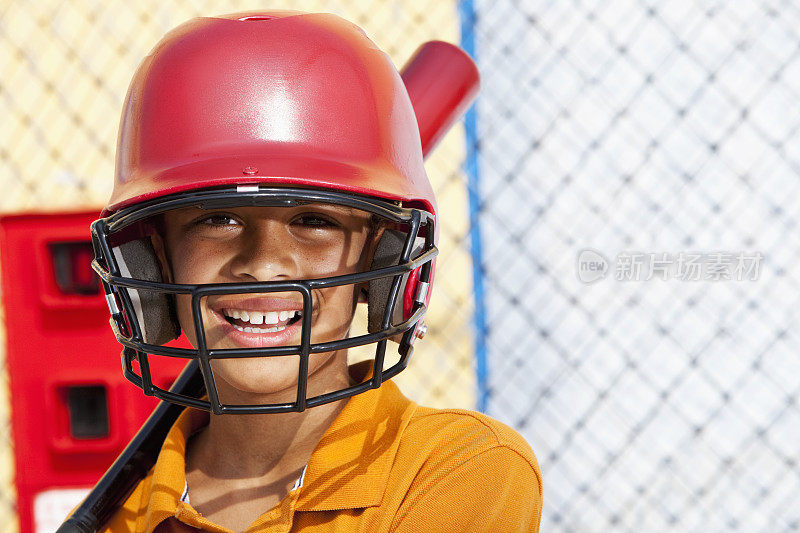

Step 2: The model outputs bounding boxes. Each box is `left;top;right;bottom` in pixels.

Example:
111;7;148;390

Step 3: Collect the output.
101;365;542;532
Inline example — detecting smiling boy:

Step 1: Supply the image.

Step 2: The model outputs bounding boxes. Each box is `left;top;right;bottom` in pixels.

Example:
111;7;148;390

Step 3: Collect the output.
85;10;542;533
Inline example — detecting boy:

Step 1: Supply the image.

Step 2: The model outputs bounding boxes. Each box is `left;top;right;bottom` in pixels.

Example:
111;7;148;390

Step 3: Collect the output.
90;10;541;532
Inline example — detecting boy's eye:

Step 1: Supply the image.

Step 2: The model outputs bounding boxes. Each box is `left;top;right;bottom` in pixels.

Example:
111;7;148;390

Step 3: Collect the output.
197;213;239;226
293;214;338;228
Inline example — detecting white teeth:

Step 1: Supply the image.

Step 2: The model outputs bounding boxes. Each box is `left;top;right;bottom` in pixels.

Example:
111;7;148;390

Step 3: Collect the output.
233;324;288;334
224;308;300;328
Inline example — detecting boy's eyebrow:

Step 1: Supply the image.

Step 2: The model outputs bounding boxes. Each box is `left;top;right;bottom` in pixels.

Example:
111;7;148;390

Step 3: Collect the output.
301;202;355;211
324;205;359;215
303;204;368;218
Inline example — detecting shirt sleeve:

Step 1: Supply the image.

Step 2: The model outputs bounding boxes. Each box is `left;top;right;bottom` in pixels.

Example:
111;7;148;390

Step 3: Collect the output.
390;445;543;533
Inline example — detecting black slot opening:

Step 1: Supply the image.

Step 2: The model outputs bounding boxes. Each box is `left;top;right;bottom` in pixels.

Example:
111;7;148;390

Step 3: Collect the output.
49;241;100;295
67;385;109;439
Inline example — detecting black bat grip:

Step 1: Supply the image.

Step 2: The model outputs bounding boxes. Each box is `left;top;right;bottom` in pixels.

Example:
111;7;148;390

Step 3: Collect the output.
56;516;98;533
57;360;205;532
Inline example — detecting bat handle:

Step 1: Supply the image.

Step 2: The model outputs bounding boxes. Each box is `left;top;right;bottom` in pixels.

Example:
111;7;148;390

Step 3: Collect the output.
56;518;94;533
400;41;481;158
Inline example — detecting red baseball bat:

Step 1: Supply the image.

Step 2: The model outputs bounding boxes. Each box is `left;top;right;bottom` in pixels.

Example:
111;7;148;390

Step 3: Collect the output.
403;40;481;158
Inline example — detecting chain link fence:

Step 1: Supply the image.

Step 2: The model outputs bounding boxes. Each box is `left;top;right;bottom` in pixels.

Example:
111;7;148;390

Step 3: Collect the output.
2;0;800;531
473;0;800;531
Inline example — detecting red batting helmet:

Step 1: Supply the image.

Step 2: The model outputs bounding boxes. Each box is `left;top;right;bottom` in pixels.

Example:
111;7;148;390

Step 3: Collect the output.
107;10;435;215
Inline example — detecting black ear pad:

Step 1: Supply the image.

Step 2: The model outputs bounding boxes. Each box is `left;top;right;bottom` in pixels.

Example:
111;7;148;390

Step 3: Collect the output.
367;230;413;333
111;238;181;345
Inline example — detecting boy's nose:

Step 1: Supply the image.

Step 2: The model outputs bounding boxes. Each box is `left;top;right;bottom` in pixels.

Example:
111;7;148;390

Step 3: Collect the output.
228;223;300;282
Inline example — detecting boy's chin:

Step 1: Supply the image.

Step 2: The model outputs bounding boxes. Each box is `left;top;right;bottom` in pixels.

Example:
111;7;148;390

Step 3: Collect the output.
211;359;301;400
209;352;344;402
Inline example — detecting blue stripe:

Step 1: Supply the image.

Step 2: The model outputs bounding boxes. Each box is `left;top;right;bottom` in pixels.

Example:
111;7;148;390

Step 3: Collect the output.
458;0;488;413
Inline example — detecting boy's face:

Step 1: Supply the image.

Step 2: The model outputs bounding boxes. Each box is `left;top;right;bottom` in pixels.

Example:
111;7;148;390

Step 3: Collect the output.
158;203;378;401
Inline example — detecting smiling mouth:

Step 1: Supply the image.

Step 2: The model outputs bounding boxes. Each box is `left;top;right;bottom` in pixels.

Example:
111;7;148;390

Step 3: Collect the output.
220;308;303;334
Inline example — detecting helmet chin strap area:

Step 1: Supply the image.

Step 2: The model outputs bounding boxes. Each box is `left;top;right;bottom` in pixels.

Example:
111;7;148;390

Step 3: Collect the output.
368;229;425;334
112;238;180;345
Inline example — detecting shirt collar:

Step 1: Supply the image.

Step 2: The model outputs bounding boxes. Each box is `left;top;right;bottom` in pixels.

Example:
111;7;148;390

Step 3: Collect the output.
141;401;205;533
139;361;417;531
296;362;417;511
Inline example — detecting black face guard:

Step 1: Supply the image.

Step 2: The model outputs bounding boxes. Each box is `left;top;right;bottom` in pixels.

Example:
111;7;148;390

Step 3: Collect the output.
91;186;437;414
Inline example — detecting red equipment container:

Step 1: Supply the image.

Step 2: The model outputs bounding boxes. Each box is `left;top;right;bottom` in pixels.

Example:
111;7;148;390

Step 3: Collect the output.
0;210;186;533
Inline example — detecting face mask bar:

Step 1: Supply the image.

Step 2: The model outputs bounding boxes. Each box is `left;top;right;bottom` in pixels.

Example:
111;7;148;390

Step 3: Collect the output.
91;186;437;414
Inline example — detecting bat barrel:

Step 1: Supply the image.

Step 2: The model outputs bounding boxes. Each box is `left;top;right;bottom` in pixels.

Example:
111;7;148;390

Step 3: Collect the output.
401;40;481;158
